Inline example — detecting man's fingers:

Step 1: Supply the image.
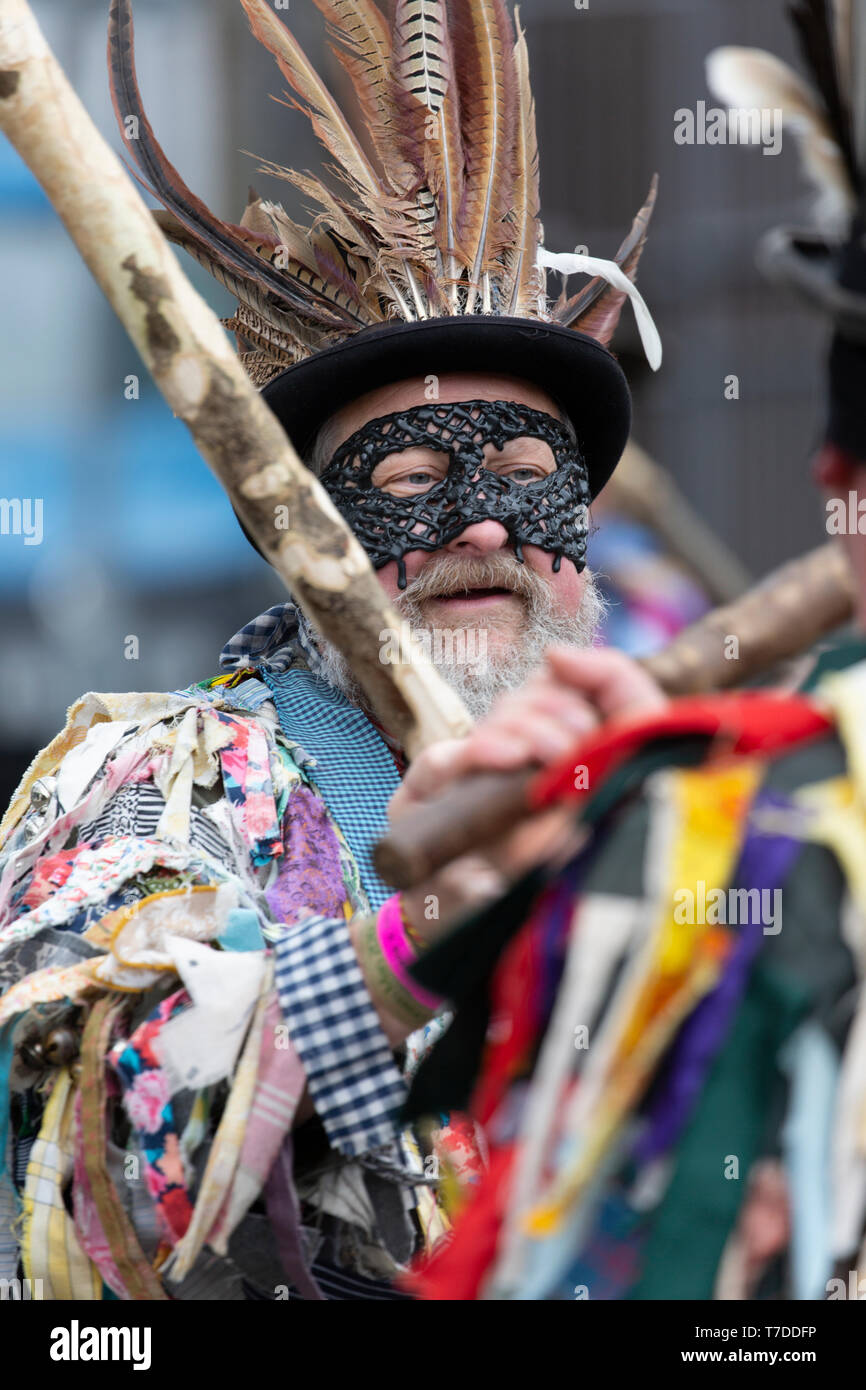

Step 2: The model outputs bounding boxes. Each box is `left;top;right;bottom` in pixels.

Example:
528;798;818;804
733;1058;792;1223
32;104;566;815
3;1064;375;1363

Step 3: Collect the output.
388;739;467;817
390;649;667;825
470;712;582;762
544;646;667;719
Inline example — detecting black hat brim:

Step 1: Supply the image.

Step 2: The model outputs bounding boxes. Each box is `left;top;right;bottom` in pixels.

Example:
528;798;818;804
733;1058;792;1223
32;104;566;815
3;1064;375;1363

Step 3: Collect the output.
260;315;631;497
757;226;866;343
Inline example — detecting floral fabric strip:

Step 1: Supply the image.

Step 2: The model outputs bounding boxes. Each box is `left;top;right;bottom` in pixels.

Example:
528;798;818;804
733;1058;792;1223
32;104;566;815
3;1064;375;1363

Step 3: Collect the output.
266;783;347;926
215;712;283;866
109;989;195;1248
74;996;168;1300
0;837;196;951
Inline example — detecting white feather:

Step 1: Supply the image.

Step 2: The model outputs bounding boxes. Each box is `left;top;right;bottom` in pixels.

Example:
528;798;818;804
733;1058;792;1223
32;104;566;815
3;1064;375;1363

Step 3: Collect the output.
537;248;663;370
706;46;855;234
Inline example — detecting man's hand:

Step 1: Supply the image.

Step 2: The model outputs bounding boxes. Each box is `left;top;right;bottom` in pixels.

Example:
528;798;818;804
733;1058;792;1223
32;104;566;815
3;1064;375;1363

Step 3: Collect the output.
392;646;666;945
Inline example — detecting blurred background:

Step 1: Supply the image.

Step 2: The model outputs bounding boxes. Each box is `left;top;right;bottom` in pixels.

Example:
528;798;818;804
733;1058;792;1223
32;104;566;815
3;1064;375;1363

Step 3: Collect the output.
0;0;831;805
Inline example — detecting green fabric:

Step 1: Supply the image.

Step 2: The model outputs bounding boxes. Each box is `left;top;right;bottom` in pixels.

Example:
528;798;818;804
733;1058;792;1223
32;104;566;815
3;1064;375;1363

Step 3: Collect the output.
760;731;856;1048
799;635;866;691
632;963;808;1300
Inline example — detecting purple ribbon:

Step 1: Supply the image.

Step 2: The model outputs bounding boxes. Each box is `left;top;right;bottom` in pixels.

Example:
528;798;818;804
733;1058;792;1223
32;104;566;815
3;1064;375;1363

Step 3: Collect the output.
633;790;803;1165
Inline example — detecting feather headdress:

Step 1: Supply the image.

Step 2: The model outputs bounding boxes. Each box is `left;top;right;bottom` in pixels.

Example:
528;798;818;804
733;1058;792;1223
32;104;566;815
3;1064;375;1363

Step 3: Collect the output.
706;1;863;237
706;0;866;335
107;0;661;391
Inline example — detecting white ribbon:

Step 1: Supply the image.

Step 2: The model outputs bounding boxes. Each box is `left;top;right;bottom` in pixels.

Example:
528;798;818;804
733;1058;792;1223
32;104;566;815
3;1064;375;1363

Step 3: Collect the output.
537;247;663;371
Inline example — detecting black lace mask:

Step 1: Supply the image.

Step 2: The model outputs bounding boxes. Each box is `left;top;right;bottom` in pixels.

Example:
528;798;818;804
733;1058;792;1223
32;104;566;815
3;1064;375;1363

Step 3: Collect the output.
318;399;591;589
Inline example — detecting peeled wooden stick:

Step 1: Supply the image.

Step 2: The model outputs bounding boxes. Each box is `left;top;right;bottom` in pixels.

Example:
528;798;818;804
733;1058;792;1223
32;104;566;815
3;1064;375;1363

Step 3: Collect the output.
374;540;856;889
0;0;470;758
641;539;856;693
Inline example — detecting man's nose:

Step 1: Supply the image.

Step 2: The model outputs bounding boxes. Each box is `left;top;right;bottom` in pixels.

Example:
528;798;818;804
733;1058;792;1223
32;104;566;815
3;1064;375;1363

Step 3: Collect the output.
443;519;511;554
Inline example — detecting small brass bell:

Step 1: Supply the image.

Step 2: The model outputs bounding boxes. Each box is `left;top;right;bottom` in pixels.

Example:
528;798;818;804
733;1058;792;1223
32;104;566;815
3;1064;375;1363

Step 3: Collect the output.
42;1026;79;1068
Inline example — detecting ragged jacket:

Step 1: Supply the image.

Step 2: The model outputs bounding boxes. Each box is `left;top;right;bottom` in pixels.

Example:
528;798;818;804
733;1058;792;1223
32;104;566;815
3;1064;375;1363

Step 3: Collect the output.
0;609;458;1301
404;646;866;1301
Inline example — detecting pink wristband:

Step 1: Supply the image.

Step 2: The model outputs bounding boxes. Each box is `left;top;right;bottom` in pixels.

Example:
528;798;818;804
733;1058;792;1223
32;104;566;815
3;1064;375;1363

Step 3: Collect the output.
376;895;444;1012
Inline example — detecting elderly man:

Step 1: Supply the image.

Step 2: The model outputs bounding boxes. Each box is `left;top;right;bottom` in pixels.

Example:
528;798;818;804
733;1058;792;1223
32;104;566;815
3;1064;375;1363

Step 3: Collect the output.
222;362;666;1048
0;0;664;1301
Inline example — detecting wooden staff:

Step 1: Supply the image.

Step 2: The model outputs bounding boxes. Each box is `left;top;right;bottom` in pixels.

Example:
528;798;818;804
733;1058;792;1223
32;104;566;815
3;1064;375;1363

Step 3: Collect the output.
373;540;857;890
0;0;470;759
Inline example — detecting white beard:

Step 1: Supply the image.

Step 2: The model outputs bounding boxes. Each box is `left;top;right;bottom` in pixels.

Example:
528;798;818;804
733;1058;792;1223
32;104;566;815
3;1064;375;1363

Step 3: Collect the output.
310;554;608;723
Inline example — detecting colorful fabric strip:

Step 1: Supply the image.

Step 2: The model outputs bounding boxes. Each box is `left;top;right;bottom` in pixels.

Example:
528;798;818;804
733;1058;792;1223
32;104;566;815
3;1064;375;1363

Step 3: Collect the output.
634;787;805;1164
21;1069;102;1300
215;712;283;866
265;783;348;927
208;991;307;1255
166;966;271;1283
74;996;168;1300
109;990;195;1247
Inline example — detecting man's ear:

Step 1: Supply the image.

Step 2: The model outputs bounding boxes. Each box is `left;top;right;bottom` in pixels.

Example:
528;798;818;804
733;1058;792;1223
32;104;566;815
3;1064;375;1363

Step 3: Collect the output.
551;176;658;352
814;443;859;489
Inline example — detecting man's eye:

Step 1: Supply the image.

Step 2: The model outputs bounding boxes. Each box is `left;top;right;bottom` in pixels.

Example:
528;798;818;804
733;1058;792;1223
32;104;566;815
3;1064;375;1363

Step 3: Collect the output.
504;466;547;483
383;470;442;492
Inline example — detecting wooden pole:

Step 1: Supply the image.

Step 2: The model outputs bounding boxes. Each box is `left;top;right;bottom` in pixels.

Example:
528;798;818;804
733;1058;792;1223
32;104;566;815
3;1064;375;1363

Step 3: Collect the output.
0;0;470;758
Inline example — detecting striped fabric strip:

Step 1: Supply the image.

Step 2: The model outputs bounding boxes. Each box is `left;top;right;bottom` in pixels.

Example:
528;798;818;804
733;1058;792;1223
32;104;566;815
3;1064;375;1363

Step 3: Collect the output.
79;782;231;864
21;1070;102;1300
208;992;307;1254
214;677;275;713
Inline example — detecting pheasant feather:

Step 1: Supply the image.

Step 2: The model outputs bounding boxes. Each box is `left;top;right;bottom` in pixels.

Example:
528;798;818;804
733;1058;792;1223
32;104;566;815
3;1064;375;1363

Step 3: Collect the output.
504;8;543;316
108;0;361;331
450;0;519;312
553;176;659;339
107;0;659;374
309;0;414;191
392;0;468;308
789;0;860;190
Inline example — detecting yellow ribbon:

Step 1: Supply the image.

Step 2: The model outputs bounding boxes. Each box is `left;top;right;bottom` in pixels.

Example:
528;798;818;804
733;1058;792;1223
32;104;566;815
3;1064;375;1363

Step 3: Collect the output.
525;760;762;1235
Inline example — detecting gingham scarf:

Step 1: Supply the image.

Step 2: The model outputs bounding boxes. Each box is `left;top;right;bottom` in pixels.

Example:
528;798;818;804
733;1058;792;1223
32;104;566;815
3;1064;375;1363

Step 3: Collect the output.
220;602;323;676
